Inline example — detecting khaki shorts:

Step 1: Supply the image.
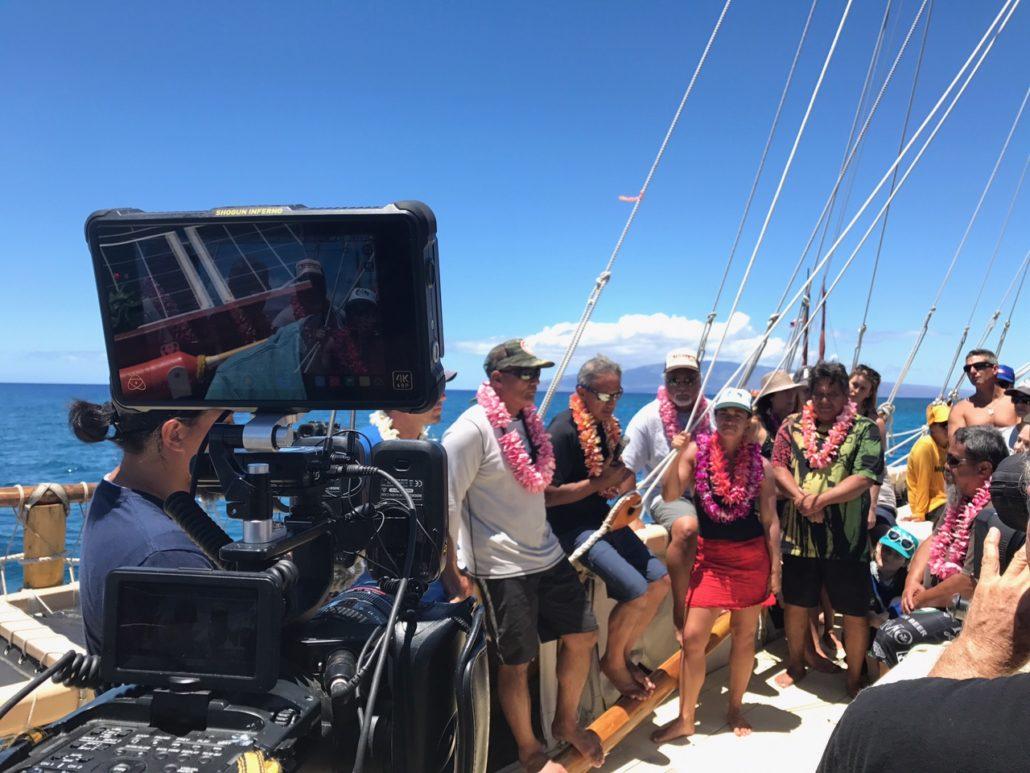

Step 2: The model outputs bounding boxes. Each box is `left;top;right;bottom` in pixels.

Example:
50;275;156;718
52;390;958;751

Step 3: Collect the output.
649;496;698;532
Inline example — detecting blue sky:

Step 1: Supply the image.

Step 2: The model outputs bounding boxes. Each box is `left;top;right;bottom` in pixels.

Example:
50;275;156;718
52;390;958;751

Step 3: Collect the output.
0;0;1026;392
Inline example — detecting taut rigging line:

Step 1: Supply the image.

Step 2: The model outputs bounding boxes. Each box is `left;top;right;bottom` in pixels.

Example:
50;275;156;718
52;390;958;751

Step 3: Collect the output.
538;0;733;418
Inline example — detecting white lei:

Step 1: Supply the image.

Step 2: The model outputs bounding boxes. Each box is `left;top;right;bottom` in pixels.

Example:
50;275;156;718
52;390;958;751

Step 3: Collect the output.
369;410;427;441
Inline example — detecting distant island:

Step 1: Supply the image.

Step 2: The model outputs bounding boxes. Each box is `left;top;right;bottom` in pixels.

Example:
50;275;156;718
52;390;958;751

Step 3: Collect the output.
545;360;948;399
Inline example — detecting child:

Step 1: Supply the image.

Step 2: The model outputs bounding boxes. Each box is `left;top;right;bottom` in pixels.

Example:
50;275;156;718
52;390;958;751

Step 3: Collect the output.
870;526;918;622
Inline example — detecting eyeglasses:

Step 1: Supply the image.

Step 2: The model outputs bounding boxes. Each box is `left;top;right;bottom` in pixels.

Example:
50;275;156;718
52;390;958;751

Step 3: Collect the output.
885;527;916;553
579;384;624;403
963;361;994;374
503;367;541;382
945;454;968;468
666;372;699;386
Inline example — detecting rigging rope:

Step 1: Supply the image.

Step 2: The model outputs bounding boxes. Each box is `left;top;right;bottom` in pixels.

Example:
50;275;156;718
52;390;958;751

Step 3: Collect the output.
739;0;932;385
937;86;1029;400
538;0;733;418
974;155;1029;345
695;0;819;364
686;0;856;438
997;248;1030;357
852;0;934;371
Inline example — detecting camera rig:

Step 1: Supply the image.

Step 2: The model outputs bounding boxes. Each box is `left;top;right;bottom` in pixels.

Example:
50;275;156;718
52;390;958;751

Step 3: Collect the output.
0;202;490;772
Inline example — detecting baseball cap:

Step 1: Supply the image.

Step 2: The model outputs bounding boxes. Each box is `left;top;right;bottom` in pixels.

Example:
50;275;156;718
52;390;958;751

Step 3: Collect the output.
665;348;700;373
346;287;378;307
1005;379;1030;400
444;369;458;382
997;364;1015;386
713;387;753;414
925;402;950;426
295;258;324;279
483;339;555;375
879;526;919;561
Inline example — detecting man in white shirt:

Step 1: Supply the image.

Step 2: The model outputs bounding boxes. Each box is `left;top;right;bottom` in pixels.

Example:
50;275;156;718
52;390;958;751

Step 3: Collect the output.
442;339;604;772
622;348;710;632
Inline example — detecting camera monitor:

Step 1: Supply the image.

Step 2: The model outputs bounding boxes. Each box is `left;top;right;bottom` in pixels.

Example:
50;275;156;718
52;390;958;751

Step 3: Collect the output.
85;202;445;412
102;568;284;692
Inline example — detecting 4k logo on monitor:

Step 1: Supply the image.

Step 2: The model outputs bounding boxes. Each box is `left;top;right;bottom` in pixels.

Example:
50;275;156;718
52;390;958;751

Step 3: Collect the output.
393;371;413;390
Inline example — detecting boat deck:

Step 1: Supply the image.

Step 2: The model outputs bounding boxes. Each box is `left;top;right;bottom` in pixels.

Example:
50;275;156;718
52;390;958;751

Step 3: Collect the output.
602;637;851;773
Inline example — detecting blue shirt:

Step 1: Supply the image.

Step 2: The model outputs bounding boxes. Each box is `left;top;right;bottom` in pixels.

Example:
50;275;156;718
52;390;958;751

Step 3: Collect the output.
79;479;213;654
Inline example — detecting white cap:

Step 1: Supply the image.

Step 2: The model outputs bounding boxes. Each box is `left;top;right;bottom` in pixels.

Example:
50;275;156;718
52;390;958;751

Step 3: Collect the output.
664;348;700;373
713;387;754;414
347;287;378;305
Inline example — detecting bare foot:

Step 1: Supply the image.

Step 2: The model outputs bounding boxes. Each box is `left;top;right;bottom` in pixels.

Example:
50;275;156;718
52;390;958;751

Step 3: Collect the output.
602;658;650;700
519;746;567;773
727;708;752;737
627;661;656;693
651;716;696;744
774;665;806;688
551;721;604;768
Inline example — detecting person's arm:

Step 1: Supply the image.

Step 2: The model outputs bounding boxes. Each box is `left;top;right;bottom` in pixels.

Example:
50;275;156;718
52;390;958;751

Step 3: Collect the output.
545;464;630;507
758;461;782;598
902;538;932;613
911;571;975;610
811;474;874;509
771;421;821;520
947;402;966;441
662;440;696;503
930;527;1030;679
906;441;931;520
440;419;483;599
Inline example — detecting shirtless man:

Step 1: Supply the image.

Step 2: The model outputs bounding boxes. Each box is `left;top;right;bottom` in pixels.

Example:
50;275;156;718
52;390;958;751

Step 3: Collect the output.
948;349;1017;440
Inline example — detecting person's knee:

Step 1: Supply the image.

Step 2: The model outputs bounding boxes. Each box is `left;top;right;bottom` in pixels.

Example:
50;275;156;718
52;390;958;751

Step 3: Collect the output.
561;629;598;651
650;574;672;599
671;516;699;544
498;662;531;681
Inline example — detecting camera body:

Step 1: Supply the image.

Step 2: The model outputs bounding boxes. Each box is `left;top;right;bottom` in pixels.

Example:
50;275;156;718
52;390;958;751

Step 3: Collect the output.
0;203;490;772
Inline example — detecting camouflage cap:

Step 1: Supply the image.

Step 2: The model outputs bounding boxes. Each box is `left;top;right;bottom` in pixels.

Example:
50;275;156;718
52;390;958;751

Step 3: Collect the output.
483;339;555;375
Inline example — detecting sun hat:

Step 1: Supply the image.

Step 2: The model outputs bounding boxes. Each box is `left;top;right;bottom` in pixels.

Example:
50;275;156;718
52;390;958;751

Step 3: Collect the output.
483;339;555;375
756;370;802;401
664;348;700;373
713;387;753;414
1004;379;1030;400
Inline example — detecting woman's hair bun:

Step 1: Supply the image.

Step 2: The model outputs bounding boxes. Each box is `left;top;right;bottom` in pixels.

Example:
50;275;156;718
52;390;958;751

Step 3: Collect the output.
68;400;117;444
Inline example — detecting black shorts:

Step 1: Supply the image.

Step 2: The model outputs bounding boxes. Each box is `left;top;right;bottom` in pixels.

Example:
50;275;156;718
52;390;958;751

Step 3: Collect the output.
475;560;598;665
781;555;871;618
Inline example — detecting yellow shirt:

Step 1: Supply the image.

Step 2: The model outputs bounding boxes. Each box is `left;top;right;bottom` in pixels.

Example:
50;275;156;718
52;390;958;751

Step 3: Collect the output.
906;435;947;520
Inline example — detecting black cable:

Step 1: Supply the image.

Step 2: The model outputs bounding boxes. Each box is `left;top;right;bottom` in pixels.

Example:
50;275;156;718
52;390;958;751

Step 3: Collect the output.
0;651;75;724
352;469;417;773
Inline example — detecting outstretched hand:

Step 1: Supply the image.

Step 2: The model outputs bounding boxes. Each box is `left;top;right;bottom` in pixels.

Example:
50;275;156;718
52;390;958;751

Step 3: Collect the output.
952;527;1030;674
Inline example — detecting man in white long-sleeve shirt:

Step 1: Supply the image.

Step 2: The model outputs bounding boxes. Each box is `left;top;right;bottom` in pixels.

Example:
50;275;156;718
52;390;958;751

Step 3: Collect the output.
442;339;603;772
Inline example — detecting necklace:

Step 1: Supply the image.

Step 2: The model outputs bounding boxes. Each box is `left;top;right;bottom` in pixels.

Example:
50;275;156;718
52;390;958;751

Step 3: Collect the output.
569;393;622;498
477;382;555;493
799;400;858;469
369;411;427;441
657;386;710;446
929;479;992;581
694;432;763;523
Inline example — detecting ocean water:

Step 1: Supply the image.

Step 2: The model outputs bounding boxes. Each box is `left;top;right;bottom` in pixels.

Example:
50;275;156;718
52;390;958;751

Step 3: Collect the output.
0;382;930;590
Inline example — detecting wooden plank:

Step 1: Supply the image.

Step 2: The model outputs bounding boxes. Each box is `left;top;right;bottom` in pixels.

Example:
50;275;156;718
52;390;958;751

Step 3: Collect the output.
0;483;96;508
557;612;732;773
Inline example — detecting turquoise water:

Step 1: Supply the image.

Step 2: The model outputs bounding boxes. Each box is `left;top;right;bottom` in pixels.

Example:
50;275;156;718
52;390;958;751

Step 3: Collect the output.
0;382;930;589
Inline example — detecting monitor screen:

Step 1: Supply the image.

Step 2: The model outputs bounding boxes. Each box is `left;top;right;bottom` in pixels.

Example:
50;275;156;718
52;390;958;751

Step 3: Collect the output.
87;204;443;411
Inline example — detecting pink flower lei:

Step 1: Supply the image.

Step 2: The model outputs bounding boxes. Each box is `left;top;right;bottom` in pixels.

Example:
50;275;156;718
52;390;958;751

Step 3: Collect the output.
476;381;555;493
694;431;763;523
657;386;710;446
799;399;857;469
929;479;992;581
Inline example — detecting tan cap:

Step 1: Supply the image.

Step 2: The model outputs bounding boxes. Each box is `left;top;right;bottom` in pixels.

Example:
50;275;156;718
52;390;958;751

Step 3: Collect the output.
664;348;699;373
756;370;803;401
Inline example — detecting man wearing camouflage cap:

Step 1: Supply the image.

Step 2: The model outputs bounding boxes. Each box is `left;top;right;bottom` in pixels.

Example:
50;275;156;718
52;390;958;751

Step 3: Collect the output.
442;339;604;770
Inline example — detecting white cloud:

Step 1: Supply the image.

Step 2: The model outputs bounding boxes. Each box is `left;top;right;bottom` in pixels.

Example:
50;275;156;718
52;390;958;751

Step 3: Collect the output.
453;311;788;369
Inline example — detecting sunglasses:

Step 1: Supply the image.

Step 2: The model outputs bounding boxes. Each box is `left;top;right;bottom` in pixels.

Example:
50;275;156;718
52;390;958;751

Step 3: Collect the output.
579;384;624;403
503;367;541;382
885;527;916;553
945;454;969;468
666;373;699;386
963;361;994;374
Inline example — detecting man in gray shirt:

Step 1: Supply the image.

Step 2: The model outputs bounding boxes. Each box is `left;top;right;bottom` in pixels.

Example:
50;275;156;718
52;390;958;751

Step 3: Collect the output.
442;339;604;771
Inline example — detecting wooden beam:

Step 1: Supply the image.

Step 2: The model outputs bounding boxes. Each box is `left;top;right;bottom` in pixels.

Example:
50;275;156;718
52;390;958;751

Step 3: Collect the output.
0;483;96;508
557;612;732;773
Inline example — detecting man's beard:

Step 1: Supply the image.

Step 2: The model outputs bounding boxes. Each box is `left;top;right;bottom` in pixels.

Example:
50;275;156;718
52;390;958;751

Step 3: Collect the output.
946;483;963;509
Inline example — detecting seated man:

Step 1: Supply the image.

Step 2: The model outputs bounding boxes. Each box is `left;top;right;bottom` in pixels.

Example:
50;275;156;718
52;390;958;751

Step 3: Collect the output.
818;458;1030;772
622;348;710;633
904;403;950;523
872;426;1009;669
545;355;670;700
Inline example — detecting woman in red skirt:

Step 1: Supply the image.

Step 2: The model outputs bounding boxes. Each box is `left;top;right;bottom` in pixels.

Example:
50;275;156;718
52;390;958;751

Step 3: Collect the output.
653;387;781;741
